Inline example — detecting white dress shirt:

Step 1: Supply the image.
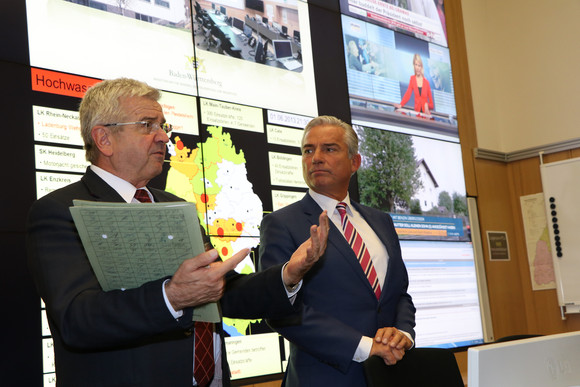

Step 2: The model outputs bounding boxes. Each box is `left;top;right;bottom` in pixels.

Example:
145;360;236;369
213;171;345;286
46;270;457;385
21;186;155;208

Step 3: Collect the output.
90;165;300;386
308;189;412;362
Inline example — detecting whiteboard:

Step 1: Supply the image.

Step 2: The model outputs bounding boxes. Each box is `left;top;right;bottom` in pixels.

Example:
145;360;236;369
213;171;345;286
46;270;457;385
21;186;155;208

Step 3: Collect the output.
468;331;580;386
540;158;580;310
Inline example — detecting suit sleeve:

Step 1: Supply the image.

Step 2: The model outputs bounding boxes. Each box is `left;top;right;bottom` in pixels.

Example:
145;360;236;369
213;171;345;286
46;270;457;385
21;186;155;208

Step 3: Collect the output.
220;263;296;320
258;212;364;373
26;195;194;350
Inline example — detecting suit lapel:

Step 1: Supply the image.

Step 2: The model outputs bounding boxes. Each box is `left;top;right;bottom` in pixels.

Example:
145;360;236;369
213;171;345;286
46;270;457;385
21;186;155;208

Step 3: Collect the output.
302;194;379;298
81;167;126;202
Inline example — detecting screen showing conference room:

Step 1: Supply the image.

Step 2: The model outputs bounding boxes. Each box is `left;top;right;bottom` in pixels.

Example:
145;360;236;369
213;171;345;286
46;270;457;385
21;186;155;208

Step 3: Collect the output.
342;14;457;142
26;0;317;117
190;0;316;116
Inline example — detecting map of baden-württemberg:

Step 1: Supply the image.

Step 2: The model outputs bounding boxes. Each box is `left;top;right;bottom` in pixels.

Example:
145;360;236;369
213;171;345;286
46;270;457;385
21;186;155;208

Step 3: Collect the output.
164;126;263;336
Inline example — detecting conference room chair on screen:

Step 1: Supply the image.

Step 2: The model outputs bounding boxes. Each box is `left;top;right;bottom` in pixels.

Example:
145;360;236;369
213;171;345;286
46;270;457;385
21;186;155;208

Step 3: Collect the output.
254;40;268;64
199;16;215;49
216;30;242;59
364;348;464;387
193;2;205;34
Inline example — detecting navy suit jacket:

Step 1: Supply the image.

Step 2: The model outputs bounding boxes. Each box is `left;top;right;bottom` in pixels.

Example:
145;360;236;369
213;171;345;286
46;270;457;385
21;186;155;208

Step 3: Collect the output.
258;193;415;387
26;167;295;387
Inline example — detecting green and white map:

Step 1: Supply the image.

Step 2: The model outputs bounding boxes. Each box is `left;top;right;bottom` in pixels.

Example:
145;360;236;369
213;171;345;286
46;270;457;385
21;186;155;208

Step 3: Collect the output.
165;126;263;335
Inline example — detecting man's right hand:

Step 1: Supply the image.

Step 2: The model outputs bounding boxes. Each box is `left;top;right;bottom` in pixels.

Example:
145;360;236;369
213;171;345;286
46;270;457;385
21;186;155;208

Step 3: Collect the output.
370;327;413;365
164;248;249;311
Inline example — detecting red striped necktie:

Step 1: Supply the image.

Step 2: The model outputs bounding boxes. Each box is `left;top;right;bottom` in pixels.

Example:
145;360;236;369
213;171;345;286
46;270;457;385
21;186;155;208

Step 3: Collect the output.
336;202;381;299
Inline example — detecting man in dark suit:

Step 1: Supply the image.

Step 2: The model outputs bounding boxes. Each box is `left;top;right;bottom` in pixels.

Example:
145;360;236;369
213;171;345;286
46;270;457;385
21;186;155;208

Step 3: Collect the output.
258;115;416;386
26;78;328;387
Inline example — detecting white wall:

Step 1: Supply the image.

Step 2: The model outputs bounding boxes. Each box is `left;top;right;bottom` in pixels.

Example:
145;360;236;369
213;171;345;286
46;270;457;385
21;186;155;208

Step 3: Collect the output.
461;0;580;153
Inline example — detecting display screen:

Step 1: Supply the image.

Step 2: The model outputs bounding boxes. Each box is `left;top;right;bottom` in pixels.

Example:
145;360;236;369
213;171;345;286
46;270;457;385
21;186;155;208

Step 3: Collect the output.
27;0;317;117
401;240;485;348
339;0;448;48
355;120;485;349
355;125;468;241
342;14;457;141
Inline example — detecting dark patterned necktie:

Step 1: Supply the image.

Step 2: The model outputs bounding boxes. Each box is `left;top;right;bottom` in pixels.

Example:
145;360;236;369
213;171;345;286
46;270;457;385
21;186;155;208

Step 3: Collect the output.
336;202;381;299
194;321;215;387
134;189;152;203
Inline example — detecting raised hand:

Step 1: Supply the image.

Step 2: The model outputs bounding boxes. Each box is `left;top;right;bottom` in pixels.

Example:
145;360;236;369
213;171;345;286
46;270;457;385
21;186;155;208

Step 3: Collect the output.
283;210;329;287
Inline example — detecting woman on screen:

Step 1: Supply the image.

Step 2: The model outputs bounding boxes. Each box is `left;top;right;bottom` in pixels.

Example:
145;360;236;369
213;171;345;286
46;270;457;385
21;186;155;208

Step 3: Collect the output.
395;53;434;115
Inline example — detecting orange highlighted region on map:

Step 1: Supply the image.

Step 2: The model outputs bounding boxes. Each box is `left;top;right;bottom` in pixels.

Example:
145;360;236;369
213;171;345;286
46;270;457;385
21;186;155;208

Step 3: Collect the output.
396;228;447;236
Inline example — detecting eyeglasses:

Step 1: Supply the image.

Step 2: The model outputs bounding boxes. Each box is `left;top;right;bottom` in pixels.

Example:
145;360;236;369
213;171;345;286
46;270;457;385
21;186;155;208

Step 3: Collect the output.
103;121;173;136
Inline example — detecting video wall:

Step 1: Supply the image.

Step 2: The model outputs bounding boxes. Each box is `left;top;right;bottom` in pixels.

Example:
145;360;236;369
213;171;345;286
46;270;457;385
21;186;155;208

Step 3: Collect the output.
342;0;485;349
26;0;314;384
3;0;488;385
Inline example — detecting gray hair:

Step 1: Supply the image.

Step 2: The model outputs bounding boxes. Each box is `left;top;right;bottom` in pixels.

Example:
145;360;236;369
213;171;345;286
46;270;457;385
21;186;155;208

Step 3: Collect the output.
302;115;359;158
79;78;161;163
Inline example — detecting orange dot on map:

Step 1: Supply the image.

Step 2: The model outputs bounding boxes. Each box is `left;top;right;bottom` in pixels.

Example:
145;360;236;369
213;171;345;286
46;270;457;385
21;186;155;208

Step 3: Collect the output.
201;194;208;203
217;227;224;237
236;222;242;231
176;141;184;150
221;246;229;256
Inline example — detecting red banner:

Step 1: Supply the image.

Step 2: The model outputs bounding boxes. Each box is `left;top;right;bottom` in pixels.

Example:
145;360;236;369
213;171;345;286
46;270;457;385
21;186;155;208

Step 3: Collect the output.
31;68;101;98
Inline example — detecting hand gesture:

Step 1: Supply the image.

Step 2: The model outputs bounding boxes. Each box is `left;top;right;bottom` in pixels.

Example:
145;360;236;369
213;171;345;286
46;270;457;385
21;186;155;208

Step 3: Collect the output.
283;210;329;287
165;248;249;311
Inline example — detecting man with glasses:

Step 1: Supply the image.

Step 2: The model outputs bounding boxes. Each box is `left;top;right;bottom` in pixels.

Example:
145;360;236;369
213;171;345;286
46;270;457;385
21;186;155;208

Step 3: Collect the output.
26;78;329;387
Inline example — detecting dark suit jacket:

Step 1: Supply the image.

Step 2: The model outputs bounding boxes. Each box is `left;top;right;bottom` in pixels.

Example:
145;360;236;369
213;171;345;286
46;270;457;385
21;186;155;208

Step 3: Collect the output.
26;167;295;387
258;193;416;387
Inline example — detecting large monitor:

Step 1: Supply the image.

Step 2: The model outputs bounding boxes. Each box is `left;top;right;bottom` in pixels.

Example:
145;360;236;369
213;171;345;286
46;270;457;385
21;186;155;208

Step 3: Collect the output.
220;5;227;15
246;0;264;13
468;332;580;386
342;14;458;142
402;240;484;348
26;0;317;117
273;40;293;60
354;115;492;349
339;0;448;47
293;30;300;42
355;126;468;241
232;17;244;31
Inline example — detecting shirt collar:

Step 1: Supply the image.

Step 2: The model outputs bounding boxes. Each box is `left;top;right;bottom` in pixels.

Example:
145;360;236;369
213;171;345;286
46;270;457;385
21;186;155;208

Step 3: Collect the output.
308;188;352;217
90;165;149;203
